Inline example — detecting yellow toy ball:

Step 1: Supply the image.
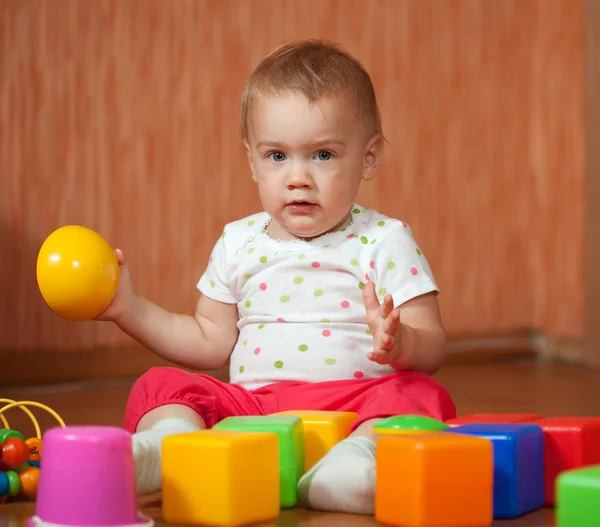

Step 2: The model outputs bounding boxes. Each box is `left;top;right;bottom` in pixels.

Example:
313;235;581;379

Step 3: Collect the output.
36;225;119;321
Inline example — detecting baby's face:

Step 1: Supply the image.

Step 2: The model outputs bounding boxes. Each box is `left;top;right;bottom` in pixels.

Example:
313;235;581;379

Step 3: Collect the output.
245;93;381;240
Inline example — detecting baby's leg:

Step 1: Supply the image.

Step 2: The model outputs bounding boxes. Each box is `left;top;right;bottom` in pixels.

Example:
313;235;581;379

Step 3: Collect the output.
294;372;456;514
124;366;265;495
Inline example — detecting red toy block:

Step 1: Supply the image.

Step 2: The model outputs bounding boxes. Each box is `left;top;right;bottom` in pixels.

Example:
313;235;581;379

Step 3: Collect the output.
530;417;600;505
445;413;542;427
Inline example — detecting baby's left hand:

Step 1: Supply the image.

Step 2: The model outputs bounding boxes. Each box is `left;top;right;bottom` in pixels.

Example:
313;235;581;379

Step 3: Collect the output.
363;282;406;366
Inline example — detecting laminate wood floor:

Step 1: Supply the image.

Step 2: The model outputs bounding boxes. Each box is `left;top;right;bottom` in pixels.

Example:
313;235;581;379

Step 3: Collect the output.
2;356;600;527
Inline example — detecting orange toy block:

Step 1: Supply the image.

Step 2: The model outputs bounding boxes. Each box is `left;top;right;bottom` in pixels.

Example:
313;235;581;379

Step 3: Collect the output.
445;413;542;427
273;410;358;471
376;432;494;527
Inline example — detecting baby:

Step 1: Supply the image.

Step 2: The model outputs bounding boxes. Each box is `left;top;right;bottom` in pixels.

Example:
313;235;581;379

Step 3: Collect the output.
99;39;456;515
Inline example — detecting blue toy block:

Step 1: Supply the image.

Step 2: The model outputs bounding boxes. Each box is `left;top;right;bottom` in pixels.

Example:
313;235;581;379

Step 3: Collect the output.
446;423;544;519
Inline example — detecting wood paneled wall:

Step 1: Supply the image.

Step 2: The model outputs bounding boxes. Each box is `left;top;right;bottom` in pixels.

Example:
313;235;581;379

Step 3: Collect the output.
0;0;584;353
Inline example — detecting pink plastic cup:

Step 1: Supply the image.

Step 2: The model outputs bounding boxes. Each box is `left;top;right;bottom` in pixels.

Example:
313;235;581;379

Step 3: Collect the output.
29;426;153;527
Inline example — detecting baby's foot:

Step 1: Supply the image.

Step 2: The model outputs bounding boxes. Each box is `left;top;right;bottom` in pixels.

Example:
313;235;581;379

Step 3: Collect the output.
297;436;377;515
132;418;200;495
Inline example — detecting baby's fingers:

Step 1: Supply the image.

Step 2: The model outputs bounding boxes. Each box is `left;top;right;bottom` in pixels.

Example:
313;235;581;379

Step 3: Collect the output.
382;309;401;336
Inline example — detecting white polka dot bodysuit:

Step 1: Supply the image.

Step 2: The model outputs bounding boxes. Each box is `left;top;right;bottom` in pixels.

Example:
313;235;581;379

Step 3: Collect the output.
197;205;439;391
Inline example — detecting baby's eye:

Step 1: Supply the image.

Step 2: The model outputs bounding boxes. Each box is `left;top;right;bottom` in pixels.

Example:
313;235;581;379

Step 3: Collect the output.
315;151;333;161
268;151;287;162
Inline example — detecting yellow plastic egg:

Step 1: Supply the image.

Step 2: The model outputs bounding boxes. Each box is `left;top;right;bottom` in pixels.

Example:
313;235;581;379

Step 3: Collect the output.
36;225;119;321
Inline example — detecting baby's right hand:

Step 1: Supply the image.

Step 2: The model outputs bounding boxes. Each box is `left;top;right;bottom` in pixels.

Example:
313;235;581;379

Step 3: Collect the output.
95;248;136;323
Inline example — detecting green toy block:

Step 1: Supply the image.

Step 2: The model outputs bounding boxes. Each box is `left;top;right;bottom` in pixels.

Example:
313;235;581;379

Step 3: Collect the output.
556;464;600;526
213;415;304;508
373;414;449;435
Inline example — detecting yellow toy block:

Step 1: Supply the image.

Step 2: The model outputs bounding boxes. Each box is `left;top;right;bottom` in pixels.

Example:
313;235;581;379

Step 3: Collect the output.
376;432;494;526
273;410;358;471
162;430;280;526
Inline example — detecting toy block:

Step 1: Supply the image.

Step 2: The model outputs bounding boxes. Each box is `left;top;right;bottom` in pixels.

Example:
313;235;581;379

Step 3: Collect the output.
556;464;600;526
212;415;304;508
376;432;494;526
162;430;279;526
373;414;449;436
445;413;542;427
446;423;544;518
272;410;358;471
529;416;600;505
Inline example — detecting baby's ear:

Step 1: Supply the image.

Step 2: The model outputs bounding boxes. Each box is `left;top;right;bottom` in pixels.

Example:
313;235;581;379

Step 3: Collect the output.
243;141;257;181
363;134;384;181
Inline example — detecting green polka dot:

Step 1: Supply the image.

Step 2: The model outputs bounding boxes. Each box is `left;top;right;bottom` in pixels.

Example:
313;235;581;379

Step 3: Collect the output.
247;248;255;254
274;360;284;369
293;277;304;284
378;220;385;227
325;358;336;365
350;258;358;266
299;344;308;352
379;288;387;296
243;338;248;346
259;256;268;264
322;244;330;248
370;239;377;244
258;323;265;329
388;261;396;270
245;300;251;308
243;273;252;279
209;280;215;288
248;220;255;226
340;227;347;232
358;282;365;290
417;248;422;256
222;231;227;238
320;318;330;322
239;365;244;373
314;289;324;297
366;329;372;336
360;236;368;244
353;208;361;214
280;295;290;303
298;254;306;260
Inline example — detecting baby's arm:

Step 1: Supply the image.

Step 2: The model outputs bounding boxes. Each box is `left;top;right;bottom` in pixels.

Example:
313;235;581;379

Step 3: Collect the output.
116;293;239;371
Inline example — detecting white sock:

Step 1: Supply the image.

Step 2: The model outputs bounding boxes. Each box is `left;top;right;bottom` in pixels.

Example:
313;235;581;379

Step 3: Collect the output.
132;417;201;495
297;436;377;515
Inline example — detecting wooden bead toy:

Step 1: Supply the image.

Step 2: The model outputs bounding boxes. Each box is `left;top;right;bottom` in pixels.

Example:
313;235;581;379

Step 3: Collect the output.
0;398;66;501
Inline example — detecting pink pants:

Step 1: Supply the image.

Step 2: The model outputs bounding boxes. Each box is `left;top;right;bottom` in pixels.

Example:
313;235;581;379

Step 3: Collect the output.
124;367;457;433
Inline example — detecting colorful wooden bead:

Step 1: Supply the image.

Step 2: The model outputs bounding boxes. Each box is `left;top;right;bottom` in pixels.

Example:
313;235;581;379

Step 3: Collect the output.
25;437;42;462
0;471;8;497
0;429;24;443
19;466;39;499
6;470;20;497
0;437;29;469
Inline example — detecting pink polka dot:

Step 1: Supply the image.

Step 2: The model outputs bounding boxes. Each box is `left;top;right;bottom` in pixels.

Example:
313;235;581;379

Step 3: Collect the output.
365;273;370;281
410;267;418;275
259;283;267;291
369;260;375;269
347;340;357;350
340;300;350;309
253;347;261;355
277;317;285;322
239;313;243;319
209;256;213;263
346;233;355;238
322;329;331;337
312;261;320;268
402;222;408;228
231;264;238;271
354;371;364;379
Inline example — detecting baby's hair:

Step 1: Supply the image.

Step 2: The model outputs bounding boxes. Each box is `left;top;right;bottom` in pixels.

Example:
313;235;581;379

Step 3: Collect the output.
239;39;382;142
